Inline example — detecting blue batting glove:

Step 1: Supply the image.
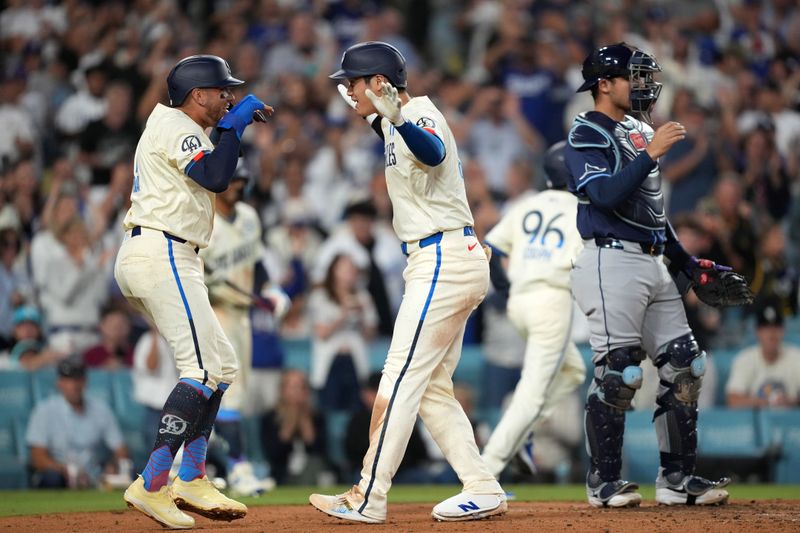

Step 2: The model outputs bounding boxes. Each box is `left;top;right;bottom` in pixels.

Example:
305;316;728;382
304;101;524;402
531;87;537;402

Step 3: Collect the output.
217;94;266;139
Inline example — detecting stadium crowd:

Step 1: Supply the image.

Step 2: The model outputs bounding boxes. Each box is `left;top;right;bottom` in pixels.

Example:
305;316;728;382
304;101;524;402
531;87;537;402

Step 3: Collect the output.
0;0;799;489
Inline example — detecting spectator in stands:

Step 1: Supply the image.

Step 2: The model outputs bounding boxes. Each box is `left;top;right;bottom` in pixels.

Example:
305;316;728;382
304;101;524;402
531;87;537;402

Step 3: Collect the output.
345;372;430;484
37;215;111;354
77;80;138;189
0;305;64;371
25;358;130;488
750;224;798;318
727;301;800;408
0;67;37;165
660;97;718;216
697;174;758;282
0;225;32;348
464;86;541;200
260;369;331;485
83;307;133;368
312;198;403;337
309;253;377;411
54;60;108;138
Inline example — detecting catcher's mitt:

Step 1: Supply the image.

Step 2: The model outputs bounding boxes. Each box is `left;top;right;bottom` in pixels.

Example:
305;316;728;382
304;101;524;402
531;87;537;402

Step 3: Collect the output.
689;258;753;308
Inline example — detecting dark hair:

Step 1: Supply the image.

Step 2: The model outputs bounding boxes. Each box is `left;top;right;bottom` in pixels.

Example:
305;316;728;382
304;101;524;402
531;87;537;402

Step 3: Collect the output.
323;254;348;305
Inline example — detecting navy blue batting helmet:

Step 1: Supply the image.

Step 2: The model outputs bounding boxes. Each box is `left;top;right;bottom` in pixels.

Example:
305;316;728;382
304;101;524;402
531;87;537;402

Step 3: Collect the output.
577;42;662;123
543;140;570;190
330;41;407;88
167;55;244;107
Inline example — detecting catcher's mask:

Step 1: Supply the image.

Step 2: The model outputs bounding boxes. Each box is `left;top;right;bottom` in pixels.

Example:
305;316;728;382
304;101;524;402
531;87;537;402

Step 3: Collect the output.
578;43;663;125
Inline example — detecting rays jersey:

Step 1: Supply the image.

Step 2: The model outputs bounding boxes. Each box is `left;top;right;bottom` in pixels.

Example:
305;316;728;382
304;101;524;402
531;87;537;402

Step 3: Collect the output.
564;111;666;243
485;190;582;293
124;103;217;247
382;97;473;242
200;202;263;307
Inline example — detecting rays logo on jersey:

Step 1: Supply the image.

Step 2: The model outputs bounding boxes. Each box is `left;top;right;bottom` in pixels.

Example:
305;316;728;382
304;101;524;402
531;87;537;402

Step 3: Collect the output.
522;209;564;260
416;117;436;129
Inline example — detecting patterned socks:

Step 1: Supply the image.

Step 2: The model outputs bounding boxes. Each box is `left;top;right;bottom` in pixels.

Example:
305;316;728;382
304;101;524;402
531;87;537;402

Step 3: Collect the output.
141;379;212;491
177;382;228;482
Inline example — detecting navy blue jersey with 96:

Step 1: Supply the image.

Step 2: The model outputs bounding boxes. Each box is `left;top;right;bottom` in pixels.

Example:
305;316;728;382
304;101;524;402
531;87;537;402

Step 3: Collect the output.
564;111;667;245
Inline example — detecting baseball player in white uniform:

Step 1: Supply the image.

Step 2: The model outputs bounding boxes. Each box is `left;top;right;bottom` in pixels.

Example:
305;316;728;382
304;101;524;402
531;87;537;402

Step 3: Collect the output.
309;41;506;524
115;55;271;529
199;160;288;496
480;141;587;477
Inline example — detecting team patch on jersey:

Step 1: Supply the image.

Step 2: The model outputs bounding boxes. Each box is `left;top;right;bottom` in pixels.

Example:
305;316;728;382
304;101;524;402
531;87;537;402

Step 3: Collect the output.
181;135;202;153
416;117;436;129
628;131;647;150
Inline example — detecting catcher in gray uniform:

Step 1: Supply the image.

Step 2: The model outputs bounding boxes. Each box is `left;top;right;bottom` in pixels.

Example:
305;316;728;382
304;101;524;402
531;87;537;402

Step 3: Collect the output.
564;43;752;508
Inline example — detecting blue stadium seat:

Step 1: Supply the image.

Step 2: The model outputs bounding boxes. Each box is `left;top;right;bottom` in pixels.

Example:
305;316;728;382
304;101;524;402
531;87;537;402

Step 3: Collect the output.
85;369;114;406
325;410;351;469
281;339;311;373
763;409;800;483
241;416;264;462
621;410;660;483
0;416;29;489
30;367;57;403
0;371;33;422
697;408;767;458
711;349;738;407
111;371;144;431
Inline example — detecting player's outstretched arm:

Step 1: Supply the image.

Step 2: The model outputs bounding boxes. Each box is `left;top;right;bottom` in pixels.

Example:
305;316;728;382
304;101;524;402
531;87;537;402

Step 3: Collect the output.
187;94;273;193
366;82;445;166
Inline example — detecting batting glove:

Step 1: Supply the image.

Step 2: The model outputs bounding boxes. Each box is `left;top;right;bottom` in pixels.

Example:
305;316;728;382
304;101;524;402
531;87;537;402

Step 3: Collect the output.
365;81;404;126
261;285;290;320
218;94;267;139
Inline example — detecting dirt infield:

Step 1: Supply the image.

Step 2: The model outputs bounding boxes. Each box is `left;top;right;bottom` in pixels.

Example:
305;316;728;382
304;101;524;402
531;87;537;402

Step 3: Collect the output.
2;500;798;532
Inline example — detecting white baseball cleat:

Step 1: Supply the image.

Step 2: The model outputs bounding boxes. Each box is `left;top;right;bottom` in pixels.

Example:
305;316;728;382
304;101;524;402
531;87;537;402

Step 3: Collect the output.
431;492;508;522
309;486;384;524
586;470;642;509
227;461;275;497
655;472;730;506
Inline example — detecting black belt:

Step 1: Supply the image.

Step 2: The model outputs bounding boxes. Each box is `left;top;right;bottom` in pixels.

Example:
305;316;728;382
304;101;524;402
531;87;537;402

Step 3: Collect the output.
594;237;664;256
132;226;199;254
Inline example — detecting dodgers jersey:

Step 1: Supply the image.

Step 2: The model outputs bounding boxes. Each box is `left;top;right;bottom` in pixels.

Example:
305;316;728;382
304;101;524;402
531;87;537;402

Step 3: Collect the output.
123;103;217;248
199;202;263;308
382;97;473;242
485;190;582;292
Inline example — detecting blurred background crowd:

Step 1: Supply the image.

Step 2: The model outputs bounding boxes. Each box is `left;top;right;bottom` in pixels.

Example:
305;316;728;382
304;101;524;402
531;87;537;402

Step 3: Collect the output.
0;0;799;491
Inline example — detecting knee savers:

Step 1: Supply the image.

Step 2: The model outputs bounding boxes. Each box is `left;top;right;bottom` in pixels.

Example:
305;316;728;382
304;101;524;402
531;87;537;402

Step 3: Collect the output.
595;346;647;410
655;334;706;405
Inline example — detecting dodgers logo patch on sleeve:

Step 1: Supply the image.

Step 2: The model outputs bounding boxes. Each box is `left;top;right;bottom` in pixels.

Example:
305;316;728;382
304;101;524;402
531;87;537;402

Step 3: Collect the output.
181;135;201;152
416;117;436;129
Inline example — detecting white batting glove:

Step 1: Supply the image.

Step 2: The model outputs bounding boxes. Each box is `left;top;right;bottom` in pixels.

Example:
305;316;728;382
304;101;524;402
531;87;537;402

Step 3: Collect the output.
365;81;404;126
261;284;290;321
336;84;378;124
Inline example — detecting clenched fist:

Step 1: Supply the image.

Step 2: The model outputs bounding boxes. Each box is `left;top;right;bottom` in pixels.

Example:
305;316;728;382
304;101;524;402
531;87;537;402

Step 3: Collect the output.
646;121;686;160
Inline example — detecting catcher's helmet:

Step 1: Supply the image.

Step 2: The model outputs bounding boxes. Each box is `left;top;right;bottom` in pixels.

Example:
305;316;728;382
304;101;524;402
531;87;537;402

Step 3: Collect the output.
577;42;662;123
543;140;570;190
167;55;244;107
329;41;407;88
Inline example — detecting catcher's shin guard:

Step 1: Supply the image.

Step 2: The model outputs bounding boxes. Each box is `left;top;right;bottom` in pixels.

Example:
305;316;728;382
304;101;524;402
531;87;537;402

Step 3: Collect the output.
653;334;705;476
585;346;646;481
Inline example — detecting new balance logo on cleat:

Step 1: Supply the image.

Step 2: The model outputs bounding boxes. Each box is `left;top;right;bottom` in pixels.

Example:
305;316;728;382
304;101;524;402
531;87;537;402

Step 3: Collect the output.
432;492;507;522
457;501;480;513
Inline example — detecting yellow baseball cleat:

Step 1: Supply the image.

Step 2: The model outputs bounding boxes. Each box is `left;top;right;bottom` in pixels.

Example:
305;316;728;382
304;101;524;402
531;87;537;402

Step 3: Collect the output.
171;475;247;521
124;476;195;529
